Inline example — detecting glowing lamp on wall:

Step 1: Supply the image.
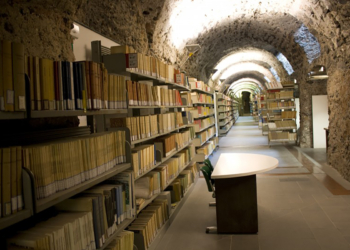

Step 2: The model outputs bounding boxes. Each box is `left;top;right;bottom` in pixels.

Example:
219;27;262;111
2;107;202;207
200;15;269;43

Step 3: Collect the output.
308;65;329;80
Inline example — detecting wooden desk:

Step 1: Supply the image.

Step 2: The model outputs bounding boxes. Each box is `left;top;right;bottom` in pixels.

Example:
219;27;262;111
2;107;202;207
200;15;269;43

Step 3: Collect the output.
212;153;278;234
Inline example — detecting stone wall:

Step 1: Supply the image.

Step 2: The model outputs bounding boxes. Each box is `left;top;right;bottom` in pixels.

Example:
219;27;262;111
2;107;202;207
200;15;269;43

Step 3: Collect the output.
0;0;151;60
327;65;350;181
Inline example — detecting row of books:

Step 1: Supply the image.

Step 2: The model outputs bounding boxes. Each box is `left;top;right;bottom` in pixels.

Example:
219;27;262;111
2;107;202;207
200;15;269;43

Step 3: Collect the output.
26;57;127;111
110;112;184;142
196;137;218;157
54;171;134;249
216;93;232;101
267;101;295;109
189;106;214;118
131;131;195;179
22;131;126;200
105;231;134;250
0;147;23;218
188;78;213;93
110;45;188;86
194;116;215;130
268;120;297;129
267;90;294;99
8;212;95;250
281;111;297;119
126;81;185;107
165;163;198;205
196;126;216;144
218;106;232;112
0;41;26;112
217;99;233;106
127;199;169;250
7;172;134;250
220;120;234;132
134;146;194;201
268;131;297;140
191;93;213;104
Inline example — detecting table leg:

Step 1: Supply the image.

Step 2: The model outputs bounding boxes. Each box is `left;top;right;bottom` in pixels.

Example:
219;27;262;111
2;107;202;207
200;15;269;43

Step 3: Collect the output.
215;175;258;234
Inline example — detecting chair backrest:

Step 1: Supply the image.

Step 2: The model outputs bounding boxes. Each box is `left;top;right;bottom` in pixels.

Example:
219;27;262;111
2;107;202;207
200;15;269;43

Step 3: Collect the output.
204;159;214;173
200;166;214;192
204;159;215;185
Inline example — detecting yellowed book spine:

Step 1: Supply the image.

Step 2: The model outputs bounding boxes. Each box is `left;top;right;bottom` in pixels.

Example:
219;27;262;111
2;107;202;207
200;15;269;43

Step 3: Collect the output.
10;147;17;213
0;41;4;111
2;148;12;216
39;58;49;110
12;43;26;111
2;41;14;111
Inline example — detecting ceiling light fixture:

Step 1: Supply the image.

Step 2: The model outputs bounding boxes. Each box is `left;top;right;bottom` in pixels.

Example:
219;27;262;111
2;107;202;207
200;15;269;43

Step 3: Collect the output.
308;65;329;80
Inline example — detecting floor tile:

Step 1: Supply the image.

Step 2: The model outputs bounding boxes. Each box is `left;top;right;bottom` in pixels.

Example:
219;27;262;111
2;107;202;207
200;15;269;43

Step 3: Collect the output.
312;228;350;250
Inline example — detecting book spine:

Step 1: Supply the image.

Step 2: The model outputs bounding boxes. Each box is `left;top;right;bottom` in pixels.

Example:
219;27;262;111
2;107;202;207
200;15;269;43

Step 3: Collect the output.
70;62;76;110
33;57;41;110
12;42;26;111
2;41;14;111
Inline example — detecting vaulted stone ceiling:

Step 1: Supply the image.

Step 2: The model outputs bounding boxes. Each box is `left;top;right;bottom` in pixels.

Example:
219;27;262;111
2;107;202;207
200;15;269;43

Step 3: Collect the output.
141;0;350;91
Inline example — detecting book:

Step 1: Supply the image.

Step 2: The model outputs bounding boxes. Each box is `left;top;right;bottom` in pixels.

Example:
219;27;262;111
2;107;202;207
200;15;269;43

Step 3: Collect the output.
2;147;11;216
2;41;14;111
12;43;26;111
0;41;3;111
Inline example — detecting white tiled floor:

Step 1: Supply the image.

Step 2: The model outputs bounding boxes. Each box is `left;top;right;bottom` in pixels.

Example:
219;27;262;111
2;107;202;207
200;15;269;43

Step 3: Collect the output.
153;117;350;250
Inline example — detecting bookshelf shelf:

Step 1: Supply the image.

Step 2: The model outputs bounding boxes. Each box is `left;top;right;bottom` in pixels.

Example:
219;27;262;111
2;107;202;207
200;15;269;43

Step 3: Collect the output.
0;209;32;230
268;127;297;131
135;141;192;180
266;89;297;145
193;113;215;120
193;144;217;162
136;159;195;214
192;102;214;106
97;218;135;250
103;54;191;91
195;123;215;133
34;163;131;213
145;174;199;250
219;125;232;134
193;133;216;147
0;111;26;120
131;124;191;146
267;97;294;101
129;105;192;109
31;109;128;118
219;117;234;127
190;88;214;95
268;106;296;110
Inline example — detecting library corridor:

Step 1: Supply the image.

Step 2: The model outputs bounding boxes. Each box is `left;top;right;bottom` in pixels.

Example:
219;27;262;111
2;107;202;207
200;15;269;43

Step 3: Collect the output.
2;1;350;250
154;117;350;250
